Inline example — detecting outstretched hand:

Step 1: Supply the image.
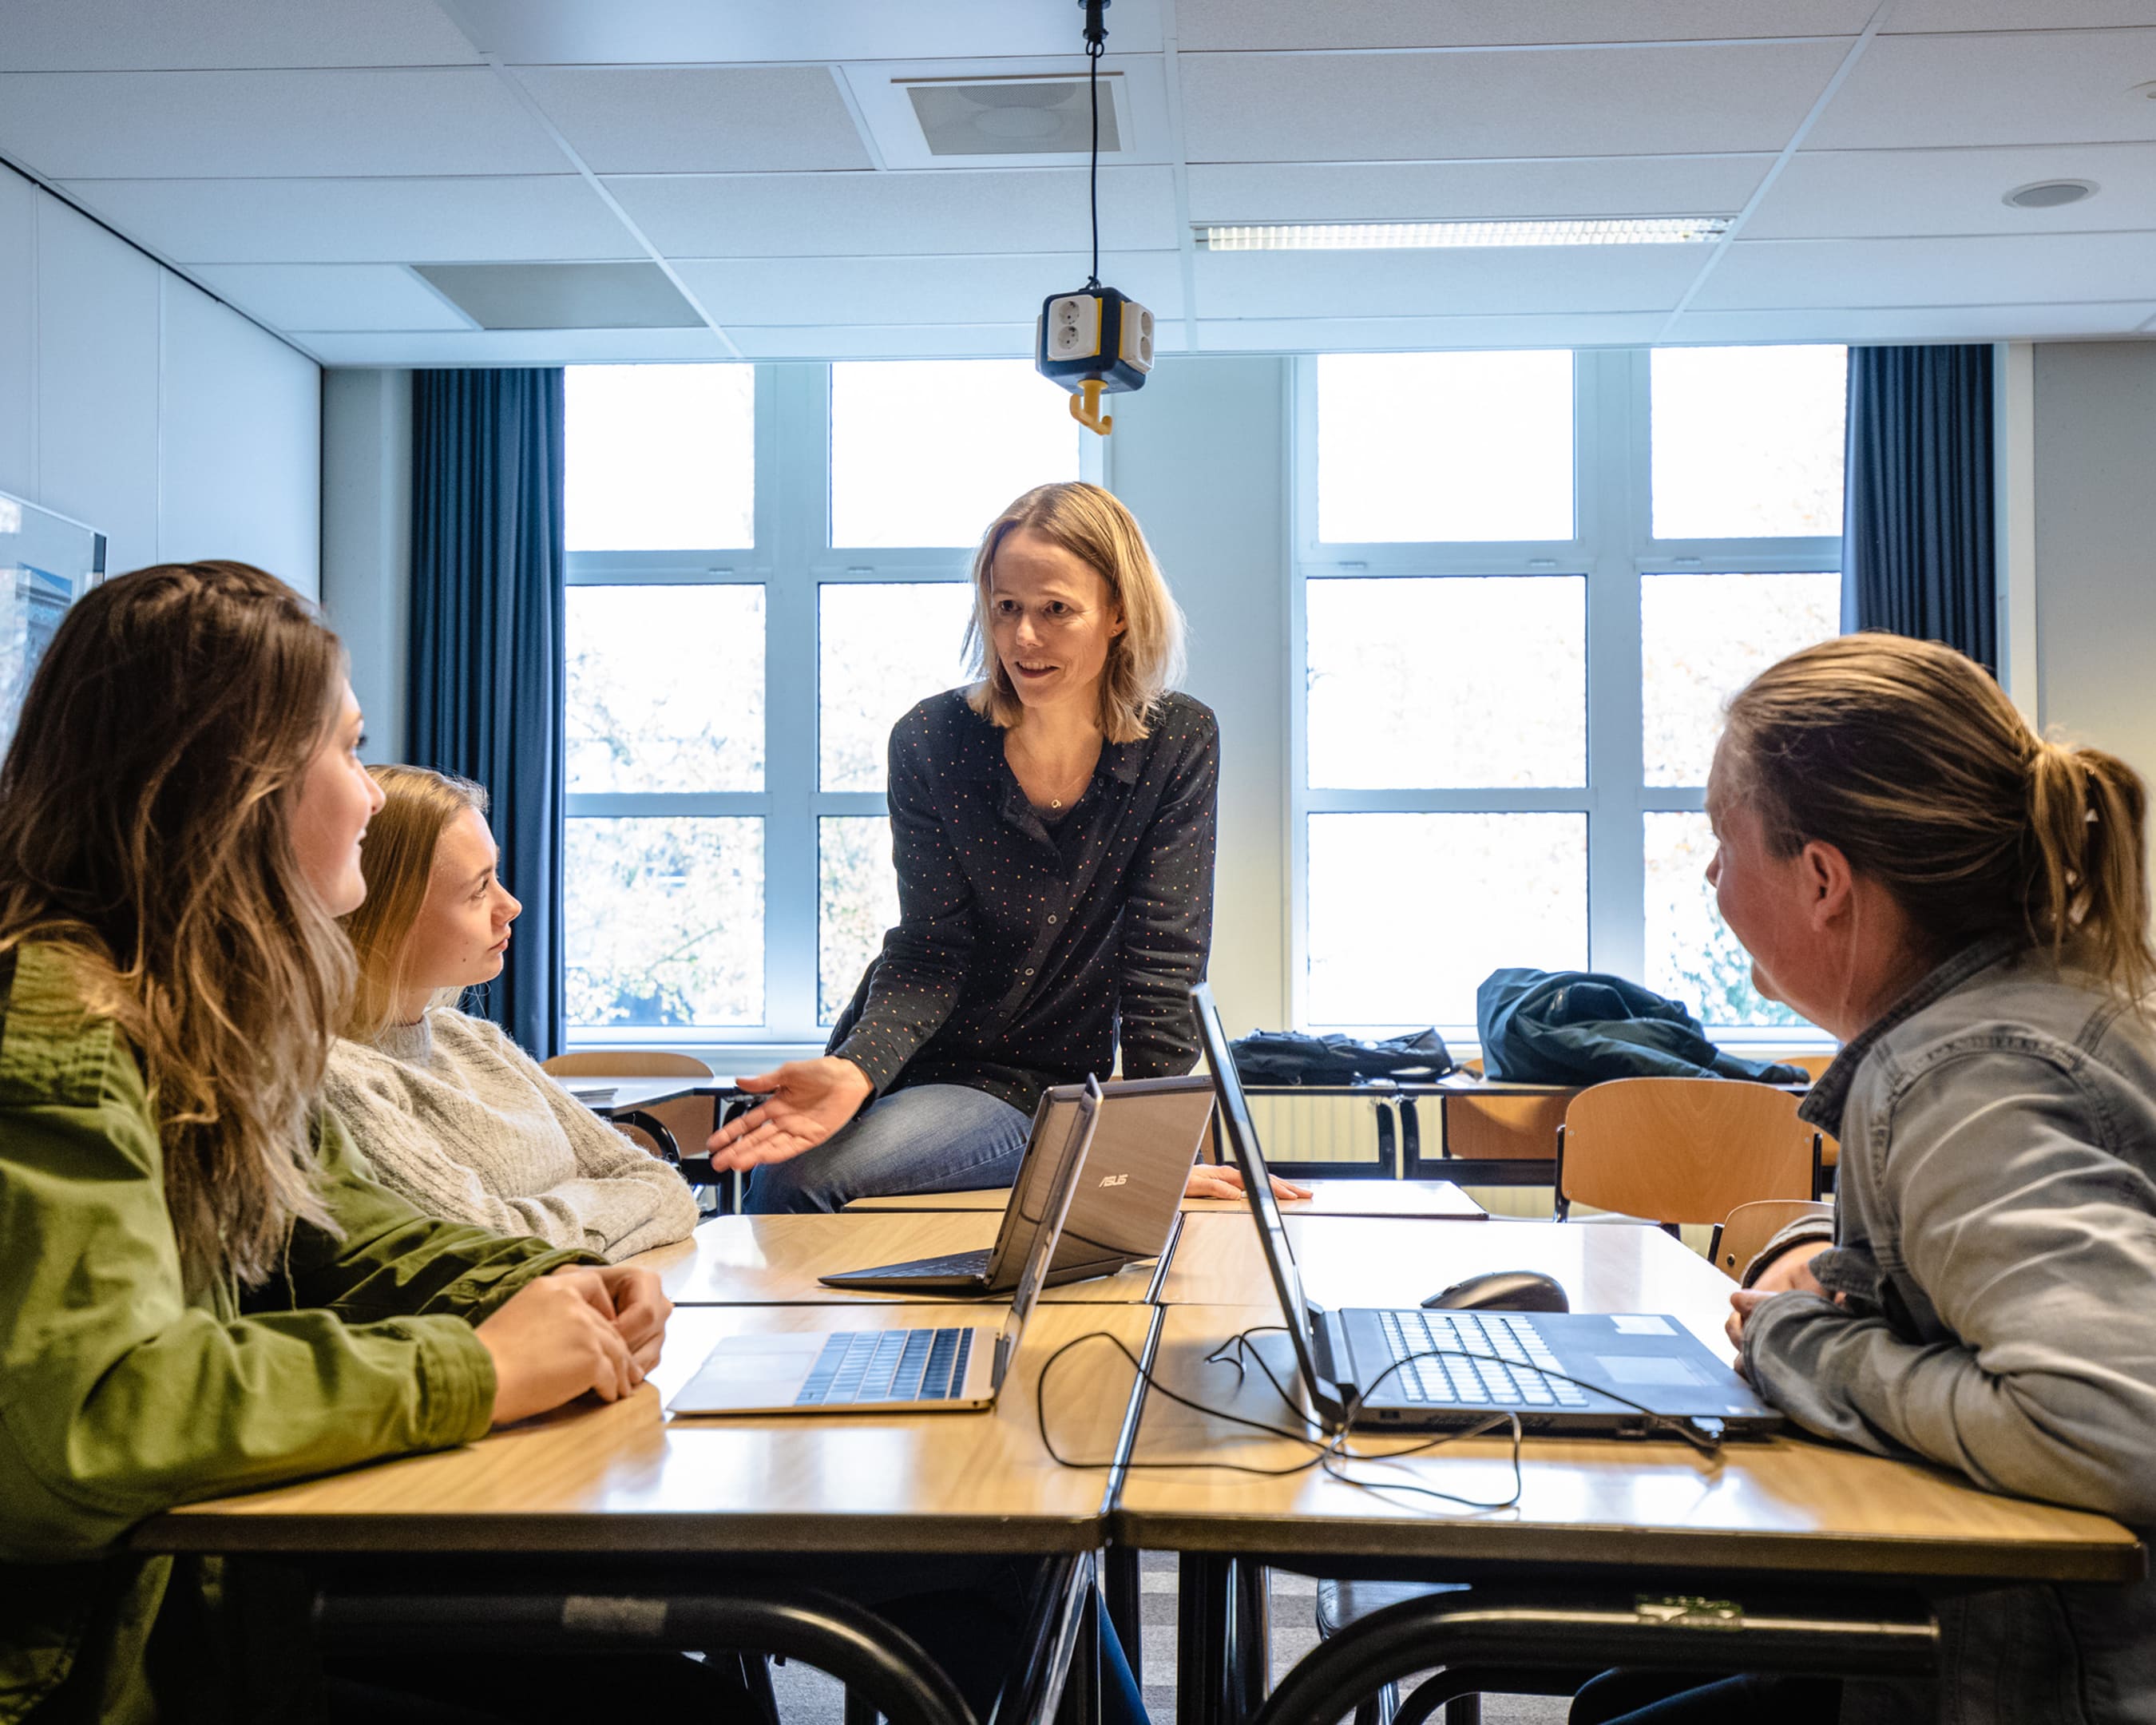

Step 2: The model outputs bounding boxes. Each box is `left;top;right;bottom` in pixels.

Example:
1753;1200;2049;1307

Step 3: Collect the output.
1184;1163;1314;1204
706;1056;874;1172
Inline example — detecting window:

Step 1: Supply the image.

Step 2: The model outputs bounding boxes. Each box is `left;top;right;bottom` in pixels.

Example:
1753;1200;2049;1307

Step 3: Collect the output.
1294;346;1845;1035
565;359;1087;1045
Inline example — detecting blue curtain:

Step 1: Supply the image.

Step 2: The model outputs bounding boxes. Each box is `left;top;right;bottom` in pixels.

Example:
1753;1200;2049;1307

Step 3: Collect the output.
1841;343;1996;672
408;369;568;1057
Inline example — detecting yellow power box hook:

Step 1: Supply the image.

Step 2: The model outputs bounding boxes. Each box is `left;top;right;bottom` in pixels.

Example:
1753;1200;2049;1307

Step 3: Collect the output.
1068;378;1113;436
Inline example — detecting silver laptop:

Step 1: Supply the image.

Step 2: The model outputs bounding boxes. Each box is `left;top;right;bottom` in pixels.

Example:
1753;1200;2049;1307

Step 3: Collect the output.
818;1077;1211;1295
1190;986;1781;1441
668;1077;1103;1418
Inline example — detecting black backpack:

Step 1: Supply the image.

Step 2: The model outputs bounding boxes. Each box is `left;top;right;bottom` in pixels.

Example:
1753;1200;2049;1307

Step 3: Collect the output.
1227;1027;1454;1087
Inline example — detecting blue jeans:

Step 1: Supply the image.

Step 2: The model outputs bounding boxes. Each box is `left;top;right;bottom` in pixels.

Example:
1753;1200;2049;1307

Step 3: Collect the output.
743;1083;1032;1214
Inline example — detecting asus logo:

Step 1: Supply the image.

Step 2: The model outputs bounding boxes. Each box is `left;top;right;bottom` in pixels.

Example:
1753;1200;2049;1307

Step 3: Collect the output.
1098;1173;1128;1188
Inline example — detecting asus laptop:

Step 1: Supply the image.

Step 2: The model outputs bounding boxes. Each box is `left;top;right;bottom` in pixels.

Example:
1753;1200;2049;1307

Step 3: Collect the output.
818;1076;1212;1295
1190;986;1781;1440
667;1077;1102;1418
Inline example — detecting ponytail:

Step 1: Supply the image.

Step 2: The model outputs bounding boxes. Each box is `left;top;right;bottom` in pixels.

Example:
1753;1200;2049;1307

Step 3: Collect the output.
2025;740;2152;999
1723;633;2156;1004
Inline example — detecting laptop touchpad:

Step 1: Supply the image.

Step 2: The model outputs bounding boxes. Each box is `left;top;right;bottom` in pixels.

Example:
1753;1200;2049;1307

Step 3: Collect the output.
1594;1355;1705;1386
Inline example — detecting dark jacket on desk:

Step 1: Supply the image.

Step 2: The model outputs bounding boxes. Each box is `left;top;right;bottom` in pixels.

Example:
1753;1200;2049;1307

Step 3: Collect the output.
1744;938;2156;1725
0;942;589;1725
827;688;1217;1116
1475;967;1808;1086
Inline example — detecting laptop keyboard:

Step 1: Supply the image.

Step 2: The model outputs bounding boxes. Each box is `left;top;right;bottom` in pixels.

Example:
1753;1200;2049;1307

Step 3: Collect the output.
795;1327;975;1406
839;1251;989;1280
1378;1310;1590;1409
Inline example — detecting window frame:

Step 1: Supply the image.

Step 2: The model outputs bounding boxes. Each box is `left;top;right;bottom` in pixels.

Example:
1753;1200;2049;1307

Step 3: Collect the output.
565;361;1101;1049
1288;347;1844;1042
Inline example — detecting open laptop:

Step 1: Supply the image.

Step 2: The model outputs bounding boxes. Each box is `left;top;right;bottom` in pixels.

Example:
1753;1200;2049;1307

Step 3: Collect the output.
668;1077;1102;1418
1190;985;1781;1440
818;1076;1212;1295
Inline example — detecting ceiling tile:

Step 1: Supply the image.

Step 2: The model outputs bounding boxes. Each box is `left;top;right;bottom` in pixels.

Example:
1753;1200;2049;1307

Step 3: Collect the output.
0;69;565;179
442;0;1163;64
300;328;731;366
1747;142;2156;238
1193;244;1704;319
1180;42;1849;162
189;264;472;331
0;0;482;70
676;252;1187;326
1188;157;1770;224
58;176;637;264
1885;2;2156;30
514;67;871;174
725;323;1040;359
1666;303;2156;343
1179;0;1873;50
1809;30;2156;150
1694;232;2156;308
611;166;1179;256
1194;311;1666;350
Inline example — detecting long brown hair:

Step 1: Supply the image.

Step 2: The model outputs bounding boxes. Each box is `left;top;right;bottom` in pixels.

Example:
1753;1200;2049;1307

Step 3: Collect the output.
1722;632;2154;1000
0;562;353;1291
963;482;1186;743
339;764;489;1041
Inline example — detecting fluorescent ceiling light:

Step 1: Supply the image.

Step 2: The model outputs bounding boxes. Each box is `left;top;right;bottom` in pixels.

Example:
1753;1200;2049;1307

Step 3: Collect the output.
1196;217;1731;251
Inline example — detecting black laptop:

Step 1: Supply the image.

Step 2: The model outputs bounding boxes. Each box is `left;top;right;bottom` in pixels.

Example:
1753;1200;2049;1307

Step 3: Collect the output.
1191;985;1782;1439
818;1077;1211;1295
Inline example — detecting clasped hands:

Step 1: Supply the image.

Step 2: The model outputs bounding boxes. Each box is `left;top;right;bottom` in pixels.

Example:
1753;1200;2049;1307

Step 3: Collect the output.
1725;1239;1833;1351
475;1262;672;1427
707;1055;1314;1201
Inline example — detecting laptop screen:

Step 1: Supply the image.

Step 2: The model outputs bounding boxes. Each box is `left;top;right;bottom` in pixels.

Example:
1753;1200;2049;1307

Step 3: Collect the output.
1188;985;1332;1407
992;1074;1103;1387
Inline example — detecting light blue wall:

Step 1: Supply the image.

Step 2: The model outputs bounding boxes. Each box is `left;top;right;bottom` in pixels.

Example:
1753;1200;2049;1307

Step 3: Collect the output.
321;368;414;761
0;163;319;592
1107;356;1293;1036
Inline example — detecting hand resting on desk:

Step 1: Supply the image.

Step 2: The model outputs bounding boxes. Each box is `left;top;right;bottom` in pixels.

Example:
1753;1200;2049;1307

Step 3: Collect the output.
475;1264;674;1426
1726;1244;1831;1350
1183;1162;1314;1204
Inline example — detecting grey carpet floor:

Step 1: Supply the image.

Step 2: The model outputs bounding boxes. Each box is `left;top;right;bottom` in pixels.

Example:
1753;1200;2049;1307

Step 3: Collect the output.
766;1553;1572;1724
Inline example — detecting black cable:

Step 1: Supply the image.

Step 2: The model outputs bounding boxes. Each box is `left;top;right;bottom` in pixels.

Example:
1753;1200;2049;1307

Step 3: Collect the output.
1037;1321;1730;1514
1081;0;1107;290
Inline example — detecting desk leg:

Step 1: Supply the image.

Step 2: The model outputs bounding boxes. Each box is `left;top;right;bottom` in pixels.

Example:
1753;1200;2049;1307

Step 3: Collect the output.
1230;1560;1270;1718
1177;1552;1234;1725
314;1579;980;1725
1103;1545;1141;1691
1247;1585;1936;1725
997;1552;1099;1725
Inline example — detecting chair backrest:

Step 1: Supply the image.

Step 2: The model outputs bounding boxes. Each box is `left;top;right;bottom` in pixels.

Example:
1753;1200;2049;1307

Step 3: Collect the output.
1557;1077;1816;1227
1714;1199;1833;1281
542;1050;713;1078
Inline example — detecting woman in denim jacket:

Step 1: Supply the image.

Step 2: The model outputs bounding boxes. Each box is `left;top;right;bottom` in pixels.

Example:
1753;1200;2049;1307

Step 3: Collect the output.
1576;633;2156;1725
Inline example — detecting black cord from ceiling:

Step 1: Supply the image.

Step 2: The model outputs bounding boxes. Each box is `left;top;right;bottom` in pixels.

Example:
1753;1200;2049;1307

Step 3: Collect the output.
1082;0;1108;289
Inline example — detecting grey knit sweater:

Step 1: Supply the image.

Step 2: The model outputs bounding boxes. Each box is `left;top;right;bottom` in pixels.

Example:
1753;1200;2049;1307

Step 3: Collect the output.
324;1009;700;1262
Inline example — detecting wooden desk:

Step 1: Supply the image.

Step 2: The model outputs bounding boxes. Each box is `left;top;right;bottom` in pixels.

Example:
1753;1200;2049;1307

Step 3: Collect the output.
847;1178;1487;1222
1116;1219;2142;1725
1153;1212;1724;1319
142;1301;1156;1556
631;1212;1165;1306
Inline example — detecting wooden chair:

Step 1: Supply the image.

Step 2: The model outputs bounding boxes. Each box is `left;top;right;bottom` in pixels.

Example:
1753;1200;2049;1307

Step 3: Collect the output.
542;1049;725;1211
1442;1056;1574;1169
1714;1198;1833;1282
1553;1078;1821;1235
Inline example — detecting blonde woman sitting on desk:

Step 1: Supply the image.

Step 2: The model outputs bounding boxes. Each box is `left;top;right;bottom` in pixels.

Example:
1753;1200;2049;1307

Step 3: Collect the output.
327;765;698;1261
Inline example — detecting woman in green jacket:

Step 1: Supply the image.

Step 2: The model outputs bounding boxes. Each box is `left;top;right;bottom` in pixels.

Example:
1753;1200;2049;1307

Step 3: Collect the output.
0;563;675;1723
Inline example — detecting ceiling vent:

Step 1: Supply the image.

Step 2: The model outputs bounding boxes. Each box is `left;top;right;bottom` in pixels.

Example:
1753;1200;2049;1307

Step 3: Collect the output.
905;74;1123;157
2003;179;2095;210
412;263;701;331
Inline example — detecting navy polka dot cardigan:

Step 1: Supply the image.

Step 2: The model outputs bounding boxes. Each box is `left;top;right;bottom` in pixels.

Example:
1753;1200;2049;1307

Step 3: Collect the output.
826;687;1219;1117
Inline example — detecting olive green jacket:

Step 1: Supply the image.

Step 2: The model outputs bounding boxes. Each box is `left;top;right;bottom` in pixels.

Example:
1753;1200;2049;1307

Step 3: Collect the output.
0;946;589;1723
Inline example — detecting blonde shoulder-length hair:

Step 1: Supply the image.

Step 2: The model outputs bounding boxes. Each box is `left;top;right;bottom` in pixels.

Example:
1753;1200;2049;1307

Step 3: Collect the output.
339;763;490;1041
962;482;1187;743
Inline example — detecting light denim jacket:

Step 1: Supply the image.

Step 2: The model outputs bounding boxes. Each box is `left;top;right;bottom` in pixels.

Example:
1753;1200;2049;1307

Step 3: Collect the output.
1743;938;2156;1725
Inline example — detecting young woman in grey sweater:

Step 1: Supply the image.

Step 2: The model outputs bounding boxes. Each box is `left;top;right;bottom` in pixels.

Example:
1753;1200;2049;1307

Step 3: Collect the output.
326;766;698;1262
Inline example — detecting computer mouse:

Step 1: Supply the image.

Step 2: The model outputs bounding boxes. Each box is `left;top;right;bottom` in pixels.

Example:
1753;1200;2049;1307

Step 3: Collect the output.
1421;1270;1570;1313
